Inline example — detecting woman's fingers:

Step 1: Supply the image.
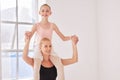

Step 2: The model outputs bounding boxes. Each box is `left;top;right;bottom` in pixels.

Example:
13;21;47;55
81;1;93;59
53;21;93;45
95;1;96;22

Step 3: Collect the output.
25;31;32;37
71;35;79;44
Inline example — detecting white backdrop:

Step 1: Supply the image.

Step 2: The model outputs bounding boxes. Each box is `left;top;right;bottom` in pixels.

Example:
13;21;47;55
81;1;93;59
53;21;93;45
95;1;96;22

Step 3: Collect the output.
47;0;98;80
97;0;120;80
46;0;120;80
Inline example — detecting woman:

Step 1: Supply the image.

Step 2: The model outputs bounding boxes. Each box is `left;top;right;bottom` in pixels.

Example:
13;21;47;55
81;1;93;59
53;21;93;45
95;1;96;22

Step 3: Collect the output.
23;36;79;80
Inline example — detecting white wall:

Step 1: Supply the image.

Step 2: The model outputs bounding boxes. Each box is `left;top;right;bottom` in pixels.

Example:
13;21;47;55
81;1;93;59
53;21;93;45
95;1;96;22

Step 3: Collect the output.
47;0;98;80
97;0;120;80
47;0;120;80
0;3;2;79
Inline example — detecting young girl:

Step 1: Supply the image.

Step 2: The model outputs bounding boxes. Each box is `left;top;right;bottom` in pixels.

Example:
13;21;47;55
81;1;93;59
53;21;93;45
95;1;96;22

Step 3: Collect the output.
25;4;77;80
23;37;79;80
25;4;71;46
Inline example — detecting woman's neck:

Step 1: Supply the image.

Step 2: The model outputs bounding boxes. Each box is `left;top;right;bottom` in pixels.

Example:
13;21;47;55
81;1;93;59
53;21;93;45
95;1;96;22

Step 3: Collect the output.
42;54;53;67
43;55;50;61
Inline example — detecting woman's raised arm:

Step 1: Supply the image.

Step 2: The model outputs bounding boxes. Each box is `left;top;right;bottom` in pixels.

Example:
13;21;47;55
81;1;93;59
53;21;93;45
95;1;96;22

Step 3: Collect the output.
61;35;79;66
22;36;34;67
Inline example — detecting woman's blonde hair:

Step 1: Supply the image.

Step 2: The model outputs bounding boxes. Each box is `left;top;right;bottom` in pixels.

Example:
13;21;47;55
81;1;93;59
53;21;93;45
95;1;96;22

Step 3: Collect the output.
39;37;51;47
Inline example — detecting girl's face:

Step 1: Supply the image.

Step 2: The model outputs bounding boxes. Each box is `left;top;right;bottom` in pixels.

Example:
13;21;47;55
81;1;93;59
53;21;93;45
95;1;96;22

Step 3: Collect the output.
39;6;51;18
40;41;52;55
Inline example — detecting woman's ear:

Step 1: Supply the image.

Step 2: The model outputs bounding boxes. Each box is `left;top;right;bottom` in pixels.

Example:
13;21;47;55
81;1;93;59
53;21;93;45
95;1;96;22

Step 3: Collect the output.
50;11;52;15
39;45;41;50
40;46;41;50
39;11;40;15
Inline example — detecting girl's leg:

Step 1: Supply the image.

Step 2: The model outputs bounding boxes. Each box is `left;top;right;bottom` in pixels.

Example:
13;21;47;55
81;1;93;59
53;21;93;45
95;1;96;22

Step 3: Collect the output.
33;44;43;80
34;44;43;59
34;58;42;80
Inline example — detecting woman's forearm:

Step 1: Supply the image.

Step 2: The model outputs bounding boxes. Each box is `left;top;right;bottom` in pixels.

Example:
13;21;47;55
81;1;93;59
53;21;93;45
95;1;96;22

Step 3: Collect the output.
23;41;30;61
72;43;78;62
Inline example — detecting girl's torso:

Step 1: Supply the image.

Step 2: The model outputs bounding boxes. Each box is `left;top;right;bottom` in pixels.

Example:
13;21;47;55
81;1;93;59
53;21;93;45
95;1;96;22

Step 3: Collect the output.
34;22;54;45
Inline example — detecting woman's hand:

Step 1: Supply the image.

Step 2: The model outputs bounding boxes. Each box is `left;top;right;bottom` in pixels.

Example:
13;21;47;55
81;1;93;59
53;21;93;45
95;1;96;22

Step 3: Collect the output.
25;31;32;38
24;31;32;42
71;35;79;45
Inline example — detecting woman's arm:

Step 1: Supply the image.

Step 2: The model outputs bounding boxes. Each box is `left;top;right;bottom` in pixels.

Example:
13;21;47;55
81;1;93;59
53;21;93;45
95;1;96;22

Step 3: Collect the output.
52;23;71;41
61;36;79;66
22;37;34;67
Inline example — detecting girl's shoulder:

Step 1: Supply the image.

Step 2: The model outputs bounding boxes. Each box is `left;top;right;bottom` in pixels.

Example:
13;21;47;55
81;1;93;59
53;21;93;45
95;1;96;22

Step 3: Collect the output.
50;22;56;25
32;23;41;30
50;22;57;29
33;22;40;27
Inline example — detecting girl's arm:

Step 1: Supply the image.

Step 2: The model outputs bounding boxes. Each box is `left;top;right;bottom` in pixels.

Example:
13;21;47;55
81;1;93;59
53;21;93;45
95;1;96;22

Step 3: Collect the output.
22;37;34;67
52;23;71;41
61;36;79;66
25;24;37;40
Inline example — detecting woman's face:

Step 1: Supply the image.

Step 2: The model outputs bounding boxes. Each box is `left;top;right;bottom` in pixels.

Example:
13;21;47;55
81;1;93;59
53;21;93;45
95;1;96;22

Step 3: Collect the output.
39;6;51;18
40;41;52;55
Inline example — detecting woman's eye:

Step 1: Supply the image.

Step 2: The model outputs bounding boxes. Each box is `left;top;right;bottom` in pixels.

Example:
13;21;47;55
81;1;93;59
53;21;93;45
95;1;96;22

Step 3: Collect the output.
42;10;44;12
44;45;47;47
49;45;52;48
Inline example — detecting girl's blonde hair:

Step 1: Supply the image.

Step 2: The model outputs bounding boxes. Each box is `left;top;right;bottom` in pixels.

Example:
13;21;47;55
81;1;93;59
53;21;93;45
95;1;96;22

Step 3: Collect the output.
40;4;51;10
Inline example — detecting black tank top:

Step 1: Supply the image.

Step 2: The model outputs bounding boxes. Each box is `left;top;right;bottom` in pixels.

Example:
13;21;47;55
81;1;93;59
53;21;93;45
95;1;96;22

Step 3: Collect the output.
40;65;57;80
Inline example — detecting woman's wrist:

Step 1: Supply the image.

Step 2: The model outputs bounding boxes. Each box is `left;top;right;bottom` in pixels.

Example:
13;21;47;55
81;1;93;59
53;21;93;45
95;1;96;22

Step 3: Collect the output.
69;36;71;40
